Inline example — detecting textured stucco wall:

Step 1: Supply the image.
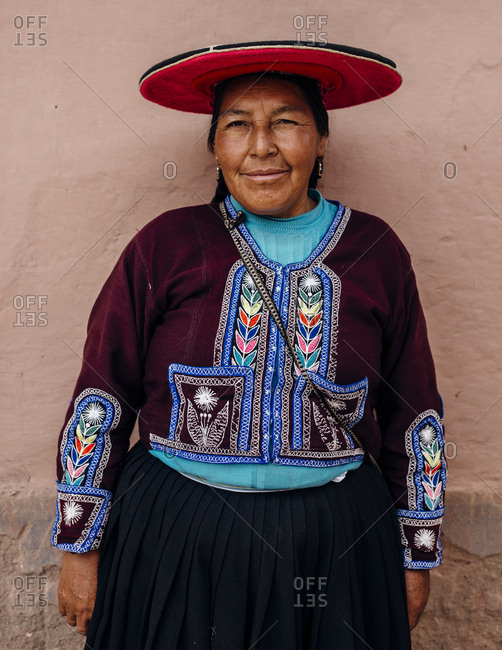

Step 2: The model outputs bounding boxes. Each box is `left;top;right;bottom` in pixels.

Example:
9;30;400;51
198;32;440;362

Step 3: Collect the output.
1;0;501;647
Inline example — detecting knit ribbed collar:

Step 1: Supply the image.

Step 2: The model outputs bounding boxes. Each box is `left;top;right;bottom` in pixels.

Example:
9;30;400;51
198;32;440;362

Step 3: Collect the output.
229;190;326;233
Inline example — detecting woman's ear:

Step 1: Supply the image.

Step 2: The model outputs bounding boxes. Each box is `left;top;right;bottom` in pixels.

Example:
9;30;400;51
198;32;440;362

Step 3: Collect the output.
317;134;328;158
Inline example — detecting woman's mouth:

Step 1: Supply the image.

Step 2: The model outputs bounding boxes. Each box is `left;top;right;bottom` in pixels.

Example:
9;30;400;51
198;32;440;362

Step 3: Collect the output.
242;169;288;181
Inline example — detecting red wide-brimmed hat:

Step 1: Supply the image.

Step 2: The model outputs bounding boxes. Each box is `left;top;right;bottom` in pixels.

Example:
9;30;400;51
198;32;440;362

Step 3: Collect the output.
139;40;402;114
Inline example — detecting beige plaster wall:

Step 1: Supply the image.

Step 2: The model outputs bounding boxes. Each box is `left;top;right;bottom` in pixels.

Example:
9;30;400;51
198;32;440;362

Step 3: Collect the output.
1;0;501;647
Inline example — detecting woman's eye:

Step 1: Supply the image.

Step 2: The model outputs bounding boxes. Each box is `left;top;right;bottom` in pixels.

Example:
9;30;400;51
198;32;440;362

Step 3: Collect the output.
226;120;247;128
276;119;297;125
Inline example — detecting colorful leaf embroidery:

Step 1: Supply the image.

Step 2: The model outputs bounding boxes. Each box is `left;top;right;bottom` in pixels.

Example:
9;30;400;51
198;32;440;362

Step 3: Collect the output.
295;272;323;373
419;424;443;510
232;273;263;368
65;406;105;486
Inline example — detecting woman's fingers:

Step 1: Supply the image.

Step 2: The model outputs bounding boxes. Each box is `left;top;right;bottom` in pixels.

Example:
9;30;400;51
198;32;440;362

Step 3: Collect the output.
58;550;100;636
75;612;92;636
59;590;92;634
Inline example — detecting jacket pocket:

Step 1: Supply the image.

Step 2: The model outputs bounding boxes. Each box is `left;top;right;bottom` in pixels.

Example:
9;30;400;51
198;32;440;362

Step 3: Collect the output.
290;373;368;454
165;363;258;460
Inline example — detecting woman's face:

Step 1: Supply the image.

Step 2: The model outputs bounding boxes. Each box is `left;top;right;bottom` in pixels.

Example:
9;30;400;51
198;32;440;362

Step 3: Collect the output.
213;75;327;219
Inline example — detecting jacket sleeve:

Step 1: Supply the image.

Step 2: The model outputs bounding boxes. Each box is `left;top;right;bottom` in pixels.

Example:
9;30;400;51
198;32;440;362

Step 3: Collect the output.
52;238;153;553
377;263;447;570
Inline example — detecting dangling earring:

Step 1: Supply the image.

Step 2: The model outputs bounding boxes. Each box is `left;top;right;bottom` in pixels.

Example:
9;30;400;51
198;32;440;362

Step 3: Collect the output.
317;156;323;179
216;164;221;182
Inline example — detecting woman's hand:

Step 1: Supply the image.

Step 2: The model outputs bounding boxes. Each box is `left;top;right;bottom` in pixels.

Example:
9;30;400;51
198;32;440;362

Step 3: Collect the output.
58;550;100;636
404;568;430;630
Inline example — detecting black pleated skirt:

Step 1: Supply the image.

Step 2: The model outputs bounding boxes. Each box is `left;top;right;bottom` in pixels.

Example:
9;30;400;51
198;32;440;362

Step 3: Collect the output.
86;442;411;649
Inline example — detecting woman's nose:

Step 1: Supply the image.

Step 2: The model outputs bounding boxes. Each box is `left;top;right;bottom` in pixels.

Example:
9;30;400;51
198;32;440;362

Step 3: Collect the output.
249;125;277;157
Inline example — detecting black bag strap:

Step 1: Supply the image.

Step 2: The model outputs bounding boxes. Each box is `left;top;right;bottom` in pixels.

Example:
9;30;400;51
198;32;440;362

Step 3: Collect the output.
218;200;381;473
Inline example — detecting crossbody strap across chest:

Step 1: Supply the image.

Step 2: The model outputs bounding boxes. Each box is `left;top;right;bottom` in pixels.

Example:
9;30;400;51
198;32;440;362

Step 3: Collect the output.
218;200;380;473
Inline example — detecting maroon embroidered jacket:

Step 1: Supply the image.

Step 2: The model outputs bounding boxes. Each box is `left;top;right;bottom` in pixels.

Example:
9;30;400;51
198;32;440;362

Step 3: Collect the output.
52;199;446;569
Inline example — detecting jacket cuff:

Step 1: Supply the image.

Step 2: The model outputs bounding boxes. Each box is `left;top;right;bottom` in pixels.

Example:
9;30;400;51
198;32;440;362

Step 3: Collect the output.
51;481;112;553
396;507;444;569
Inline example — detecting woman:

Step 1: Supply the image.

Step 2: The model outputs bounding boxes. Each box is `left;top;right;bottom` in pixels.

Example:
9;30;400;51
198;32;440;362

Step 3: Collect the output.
54;42;446;649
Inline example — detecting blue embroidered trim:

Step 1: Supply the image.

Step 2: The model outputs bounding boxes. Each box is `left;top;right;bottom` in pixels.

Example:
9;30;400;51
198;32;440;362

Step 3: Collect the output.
403;553;442;570
56;481;113;499
273;454;365;468
224;194;345;271
264;318;280;460
396;507;445;520
292;377;305;450
168;363;254;454
270;267;288;459
314;268;332;378
152;435;365;467
52;482;112;553
55;481;112;497
150;440;266;464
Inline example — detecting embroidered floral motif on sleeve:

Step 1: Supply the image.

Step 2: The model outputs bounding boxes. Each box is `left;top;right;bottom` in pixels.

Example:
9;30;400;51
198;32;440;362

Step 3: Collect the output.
414;528;436;551
63;501;84;526
65;403;105;485
52;388;122;553
61;390;121;487
405;412;446;512
397;409;447;569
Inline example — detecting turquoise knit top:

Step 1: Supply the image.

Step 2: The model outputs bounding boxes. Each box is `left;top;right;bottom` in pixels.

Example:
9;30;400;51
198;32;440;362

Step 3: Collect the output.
150;190;362;490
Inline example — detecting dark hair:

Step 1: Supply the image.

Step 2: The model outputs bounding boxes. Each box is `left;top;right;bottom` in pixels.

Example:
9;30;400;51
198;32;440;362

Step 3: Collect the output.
207;72;329;203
